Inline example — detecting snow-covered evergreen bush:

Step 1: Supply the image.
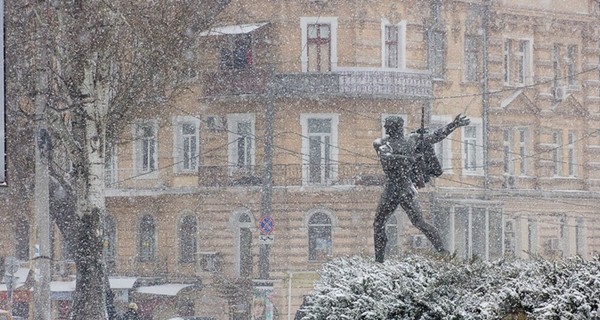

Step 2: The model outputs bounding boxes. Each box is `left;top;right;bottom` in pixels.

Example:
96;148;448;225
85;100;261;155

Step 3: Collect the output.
298;255;600;319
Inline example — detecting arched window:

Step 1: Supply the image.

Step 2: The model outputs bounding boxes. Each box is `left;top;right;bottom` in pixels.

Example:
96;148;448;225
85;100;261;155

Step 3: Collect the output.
238;213;253;277
138;215;156;261
180;215;197;263
105;214;117;268
308;212;332;261
385;215;399;257
14;218;30;261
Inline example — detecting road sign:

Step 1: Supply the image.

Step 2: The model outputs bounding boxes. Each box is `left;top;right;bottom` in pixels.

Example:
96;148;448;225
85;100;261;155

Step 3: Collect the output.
258;216;275;235
259;234;274;244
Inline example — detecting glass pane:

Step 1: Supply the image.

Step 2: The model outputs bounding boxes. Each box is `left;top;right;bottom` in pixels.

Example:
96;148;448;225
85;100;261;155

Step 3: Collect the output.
308;118;331;133
471;208;486;259
240;228;253;277
309;136;322;183
309;212;331;225
489;209;503;259
308;43;318;72
308;24;317;39
455;207;469;260
182;123;195;135
432;206;451;250
320;25;330;39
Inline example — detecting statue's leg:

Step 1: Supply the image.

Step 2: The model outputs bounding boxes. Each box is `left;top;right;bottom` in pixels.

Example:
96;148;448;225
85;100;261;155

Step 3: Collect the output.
373;185;400;263
401;195;447;253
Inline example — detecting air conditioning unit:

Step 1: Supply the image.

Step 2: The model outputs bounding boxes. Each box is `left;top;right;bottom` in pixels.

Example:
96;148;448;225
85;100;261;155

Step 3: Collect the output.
409;235;429;249
199;252;221;272
503;175;517;189
206;116;225;131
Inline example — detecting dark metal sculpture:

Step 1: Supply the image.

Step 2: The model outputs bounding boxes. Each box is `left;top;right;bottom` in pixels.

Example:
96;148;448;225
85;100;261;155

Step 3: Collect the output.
373;114;470;262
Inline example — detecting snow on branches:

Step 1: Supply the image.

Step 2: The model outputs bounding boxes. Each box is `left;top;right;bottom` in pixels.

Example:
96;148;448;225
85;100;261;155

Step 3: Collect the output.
298;255;600;319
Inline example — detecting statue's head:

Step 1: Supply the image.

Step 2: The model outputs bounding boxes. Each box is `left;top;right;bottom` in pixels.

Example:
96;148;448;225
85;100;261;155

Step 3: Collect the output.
384;116;404;135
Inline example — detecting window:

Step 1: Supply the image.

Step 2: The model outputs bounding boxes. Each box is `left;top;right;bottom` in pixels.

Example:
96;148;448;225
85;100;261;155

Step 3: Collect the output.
237;212;253;277
527;217;538;255
62;234;73;260
552;131;562;176
503;40;511;84
567;45;577;86
138;215;156;261
301;17;338;72
227;114;255;175
173;116;200;173
568;131;576;177
504;219;516;258
15;218;30;261
381;20;406;69
503;38;532;86
553;44;562;97
104;214;117;271
220;34;252;70
385;215;399;257
559;216;569;256
105;141;118;187
180;215;197;263
434;206;503;260
576;218;585;256
308;212;332;261
462;120;483;175
503;129;513;175
133;121;158;177
301;114;339;185
430;30;446;79
518;128;528;175
464;35;481;82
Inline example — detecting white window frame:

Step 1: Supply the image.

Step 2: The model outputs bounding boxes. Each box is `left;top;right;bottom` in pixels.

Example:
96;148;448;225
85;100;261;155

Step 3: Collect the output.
431;115;453;174
227;113;256;175
461;118;484;176
173;116;200;173
132;120;159;179
301;113;339;185
300;17;338;72
381;19;406;69
503;37;534;87
380;113;408;138
229;208;255;277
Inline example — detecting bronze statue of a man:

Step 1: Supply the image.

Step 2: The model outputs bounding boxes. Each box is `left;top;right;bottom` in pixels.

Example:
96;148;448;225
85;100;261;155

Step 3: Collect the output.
373;114;470;263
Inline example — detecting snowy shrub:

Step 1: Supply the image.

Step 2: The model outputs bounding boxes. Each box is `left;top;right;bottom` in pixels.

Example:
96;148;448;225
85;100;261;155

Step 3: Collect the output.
298;255;600;320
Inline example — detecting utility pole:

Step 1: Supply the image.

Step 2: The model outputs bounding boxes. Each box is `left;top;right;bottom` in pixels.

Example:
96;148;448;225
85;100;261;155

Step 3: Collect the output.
33;2;51;319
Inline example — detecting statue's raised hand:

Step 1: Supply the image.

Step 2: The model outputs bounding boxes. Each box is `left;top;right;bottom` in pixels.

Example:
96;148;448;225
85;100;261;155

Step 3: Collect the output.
452;114;470;127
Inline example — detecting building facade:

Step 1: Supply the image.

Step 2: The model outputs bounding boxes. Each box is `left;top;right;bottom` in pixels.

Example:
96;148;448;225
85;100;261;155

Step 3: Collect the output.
2;0;600;319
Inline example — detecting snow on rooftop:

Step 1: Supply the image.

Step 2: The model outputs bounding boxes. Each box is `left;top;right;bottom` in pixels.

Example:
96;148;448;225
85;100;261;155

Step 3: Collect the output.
199;22;269;36
135;283;191;296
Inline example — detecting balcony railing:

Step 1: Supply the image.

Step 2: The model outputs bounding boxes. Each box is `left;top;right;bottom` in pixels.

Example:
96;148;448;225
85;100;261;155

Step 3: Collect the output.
105;163;385;189
198;164;384;187
203;69;433;98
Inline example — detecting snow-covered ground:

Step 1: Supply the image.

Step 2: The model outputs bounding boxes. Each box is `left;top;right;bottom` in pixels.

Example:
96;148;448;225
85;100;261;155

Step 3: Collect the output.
298;254;600;319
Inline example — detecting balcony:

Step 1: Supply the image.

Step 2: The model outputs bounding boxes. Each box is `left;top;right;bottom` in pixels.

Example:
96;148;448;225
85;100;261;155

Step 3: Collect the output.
198;163;384;188
203;69;433;99
105;163;384;190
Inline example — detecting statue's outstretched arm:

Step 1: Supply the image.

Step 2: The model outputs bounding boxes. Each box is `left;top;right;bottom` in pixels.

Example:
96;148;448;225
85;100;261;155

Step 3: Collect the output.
424;114;470;144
